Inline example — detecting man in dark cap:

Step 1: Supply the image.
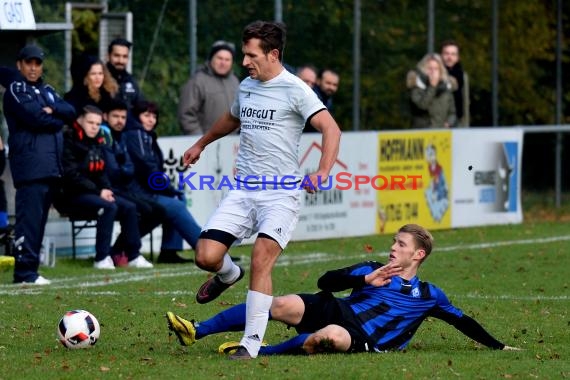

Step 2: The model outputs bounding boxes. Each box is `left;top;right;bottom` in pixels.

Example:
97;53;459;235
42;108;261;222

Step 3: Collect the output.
3;44;76;285
178;40;240;135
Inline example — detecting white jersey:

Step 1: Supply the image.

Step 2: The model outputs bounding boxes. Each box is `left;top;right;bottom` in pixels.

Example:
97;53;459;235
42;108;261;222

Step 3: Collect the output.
231;69;325;183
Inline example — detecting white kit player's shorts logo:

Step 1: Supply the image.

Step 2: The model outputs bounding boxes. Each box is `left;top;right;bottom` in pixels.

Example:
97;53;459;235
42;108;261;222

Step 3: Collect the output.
274;227;282;236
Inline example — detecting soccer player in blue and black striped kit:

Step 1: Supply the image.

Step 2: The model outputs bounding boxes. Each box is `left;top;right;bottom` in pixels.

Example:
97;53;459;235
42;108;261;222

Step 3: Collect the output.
166;224;519;355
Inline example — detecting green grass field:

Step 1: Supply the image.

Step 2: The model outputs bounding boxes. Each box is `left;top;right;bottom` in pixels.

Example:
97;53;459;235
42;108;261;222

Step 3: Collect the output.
0;221;568;379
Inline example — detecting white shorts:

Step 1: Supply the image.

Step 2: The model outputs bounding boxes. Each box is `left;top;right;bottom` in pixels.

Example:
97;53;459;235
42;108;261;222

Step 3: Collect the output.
203;189;301;249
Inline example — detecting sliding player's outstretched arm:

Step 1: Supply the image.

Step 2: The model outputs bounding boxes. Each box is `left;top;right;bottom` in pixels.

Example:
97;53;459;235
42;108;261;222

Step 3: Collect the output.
430;308;520;350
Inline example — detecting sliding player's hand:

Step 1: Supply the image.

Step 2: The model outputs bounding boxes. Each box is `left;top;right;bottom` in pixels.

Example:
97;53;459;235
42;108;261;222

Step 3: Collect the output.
365;263;403;287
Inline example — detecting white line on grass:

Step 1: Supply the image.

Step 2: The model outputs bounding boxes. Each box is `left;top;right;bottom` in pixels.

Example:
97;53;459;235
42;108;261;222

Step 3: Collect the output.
63;289;568;302
1;234;569;296
451;294;569;301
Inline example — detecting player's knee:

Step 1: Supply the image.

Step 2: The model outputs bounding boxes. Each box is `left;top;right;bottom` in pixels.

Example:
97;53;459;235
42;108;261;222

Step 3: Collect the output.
194;251;217;270
270;296;288;317
194;241;224;270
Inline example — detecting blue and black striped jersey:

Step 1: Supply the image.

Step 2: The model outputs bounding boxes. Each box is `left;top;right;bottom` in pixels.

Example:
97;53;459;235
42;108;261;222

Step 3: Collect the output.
318;261;504;351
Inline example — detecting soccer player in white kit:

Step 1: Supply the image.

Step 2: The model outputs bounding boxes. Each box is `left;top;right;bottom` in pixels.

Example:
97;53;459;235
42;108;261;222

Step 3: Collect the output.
177;20;342;360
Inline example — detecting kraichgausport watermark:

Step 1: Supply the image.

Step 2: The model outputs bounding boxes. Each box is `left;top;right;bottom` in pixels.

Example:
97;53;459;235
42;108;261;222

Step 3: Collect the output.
148;172;422;191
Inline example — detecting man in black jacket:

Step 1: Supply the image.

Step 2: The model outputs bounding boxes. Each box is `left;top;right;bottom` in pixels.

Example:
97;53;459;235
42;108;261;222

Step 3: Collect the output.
441;40;467;127
3;45;76;284
166;224;520;356
106;38;144;111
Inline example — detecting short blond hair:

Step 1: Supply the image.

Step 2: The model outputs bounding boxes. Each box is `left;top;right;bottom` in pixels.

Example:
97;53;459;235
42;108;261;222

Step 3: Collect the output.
398;224;434;257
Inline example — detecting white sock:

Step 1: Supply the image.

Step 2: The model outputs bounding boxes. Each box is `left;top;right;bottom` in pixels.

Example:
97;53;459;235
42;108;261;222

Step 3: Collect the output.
217;253;241;284
240;290;273;358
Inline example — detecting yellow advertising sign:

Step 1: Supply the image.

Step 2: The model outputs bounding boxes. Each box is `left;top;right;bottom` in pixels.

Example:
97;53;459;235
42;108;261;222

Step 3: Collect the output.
377;131;452;234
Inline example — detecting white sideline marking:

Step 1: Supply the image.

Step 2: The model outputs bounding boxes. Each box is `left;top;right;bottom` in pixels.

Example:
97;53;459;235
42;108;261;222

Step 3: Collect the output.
1;234;569;296
451;294;569;301
436;234;570;252
40;289;570;302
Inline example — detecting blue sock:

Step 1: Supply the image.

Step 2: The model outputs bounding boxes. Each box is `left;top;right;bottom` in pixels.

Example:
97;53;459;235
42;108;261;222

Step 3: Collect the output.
259;333;310;355
195;303;247;339
195;303;275;339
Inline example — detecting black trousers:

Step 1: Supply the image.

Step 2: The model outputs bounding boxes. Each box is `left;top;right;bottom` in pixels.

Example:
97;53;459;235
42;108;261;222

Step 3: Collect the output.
13;179;58;283
70;193;141;261
111;191;167;255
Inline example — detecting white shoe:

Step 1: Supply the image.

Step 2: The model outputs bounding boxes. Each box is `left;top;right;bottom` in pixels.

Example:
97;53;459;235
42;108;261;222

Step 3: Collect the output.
24;275;51;285
94;256;116;270
128;255;154;268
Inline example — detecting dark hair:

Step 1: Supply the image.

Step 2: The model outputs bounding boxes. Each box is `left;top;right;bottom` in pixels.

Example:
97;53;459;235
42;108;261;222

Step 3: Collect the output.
440;40;460;53
132;100;160;124
80;105;103;117
398;224;434;258
242;21;286;62
108;38;133;54
318;68;339;79
105;99;129;113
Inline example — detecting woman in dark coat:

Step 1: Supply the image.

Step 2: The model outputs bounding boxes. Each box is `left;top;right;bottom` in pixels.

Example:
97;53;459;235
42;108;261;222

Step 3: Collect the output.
64;53;119;114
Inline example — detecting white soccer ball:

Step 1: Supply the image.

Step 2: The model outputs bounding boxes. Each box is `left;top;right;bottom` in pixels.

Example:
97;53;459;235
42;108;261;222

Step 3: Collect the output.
57;310;100;349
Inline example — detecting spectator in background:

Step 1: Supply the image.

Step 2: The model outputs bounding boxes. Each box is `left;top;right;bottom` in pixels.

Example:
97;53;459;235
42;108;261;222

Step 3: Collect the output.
304;68;340;133
296;65;317;89
100;99;167;265
3;45;76;285
314;68;340;113
65;53;118;114
178;41;240;135
125;100;202;263
406;53;457;129
61;105;153;269
441;40;467;127
106;38;144;110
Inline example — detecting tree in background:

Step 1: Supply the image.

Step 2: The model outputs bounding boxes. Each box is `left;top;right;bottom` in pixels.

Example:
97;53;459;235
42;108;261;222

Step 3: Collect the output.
31;0;569;134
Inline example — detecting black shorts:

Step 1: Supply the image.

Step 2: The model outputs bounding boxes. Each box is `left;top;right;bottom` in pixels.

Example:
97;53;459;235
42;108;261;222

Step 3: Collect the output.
295;292;374;353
